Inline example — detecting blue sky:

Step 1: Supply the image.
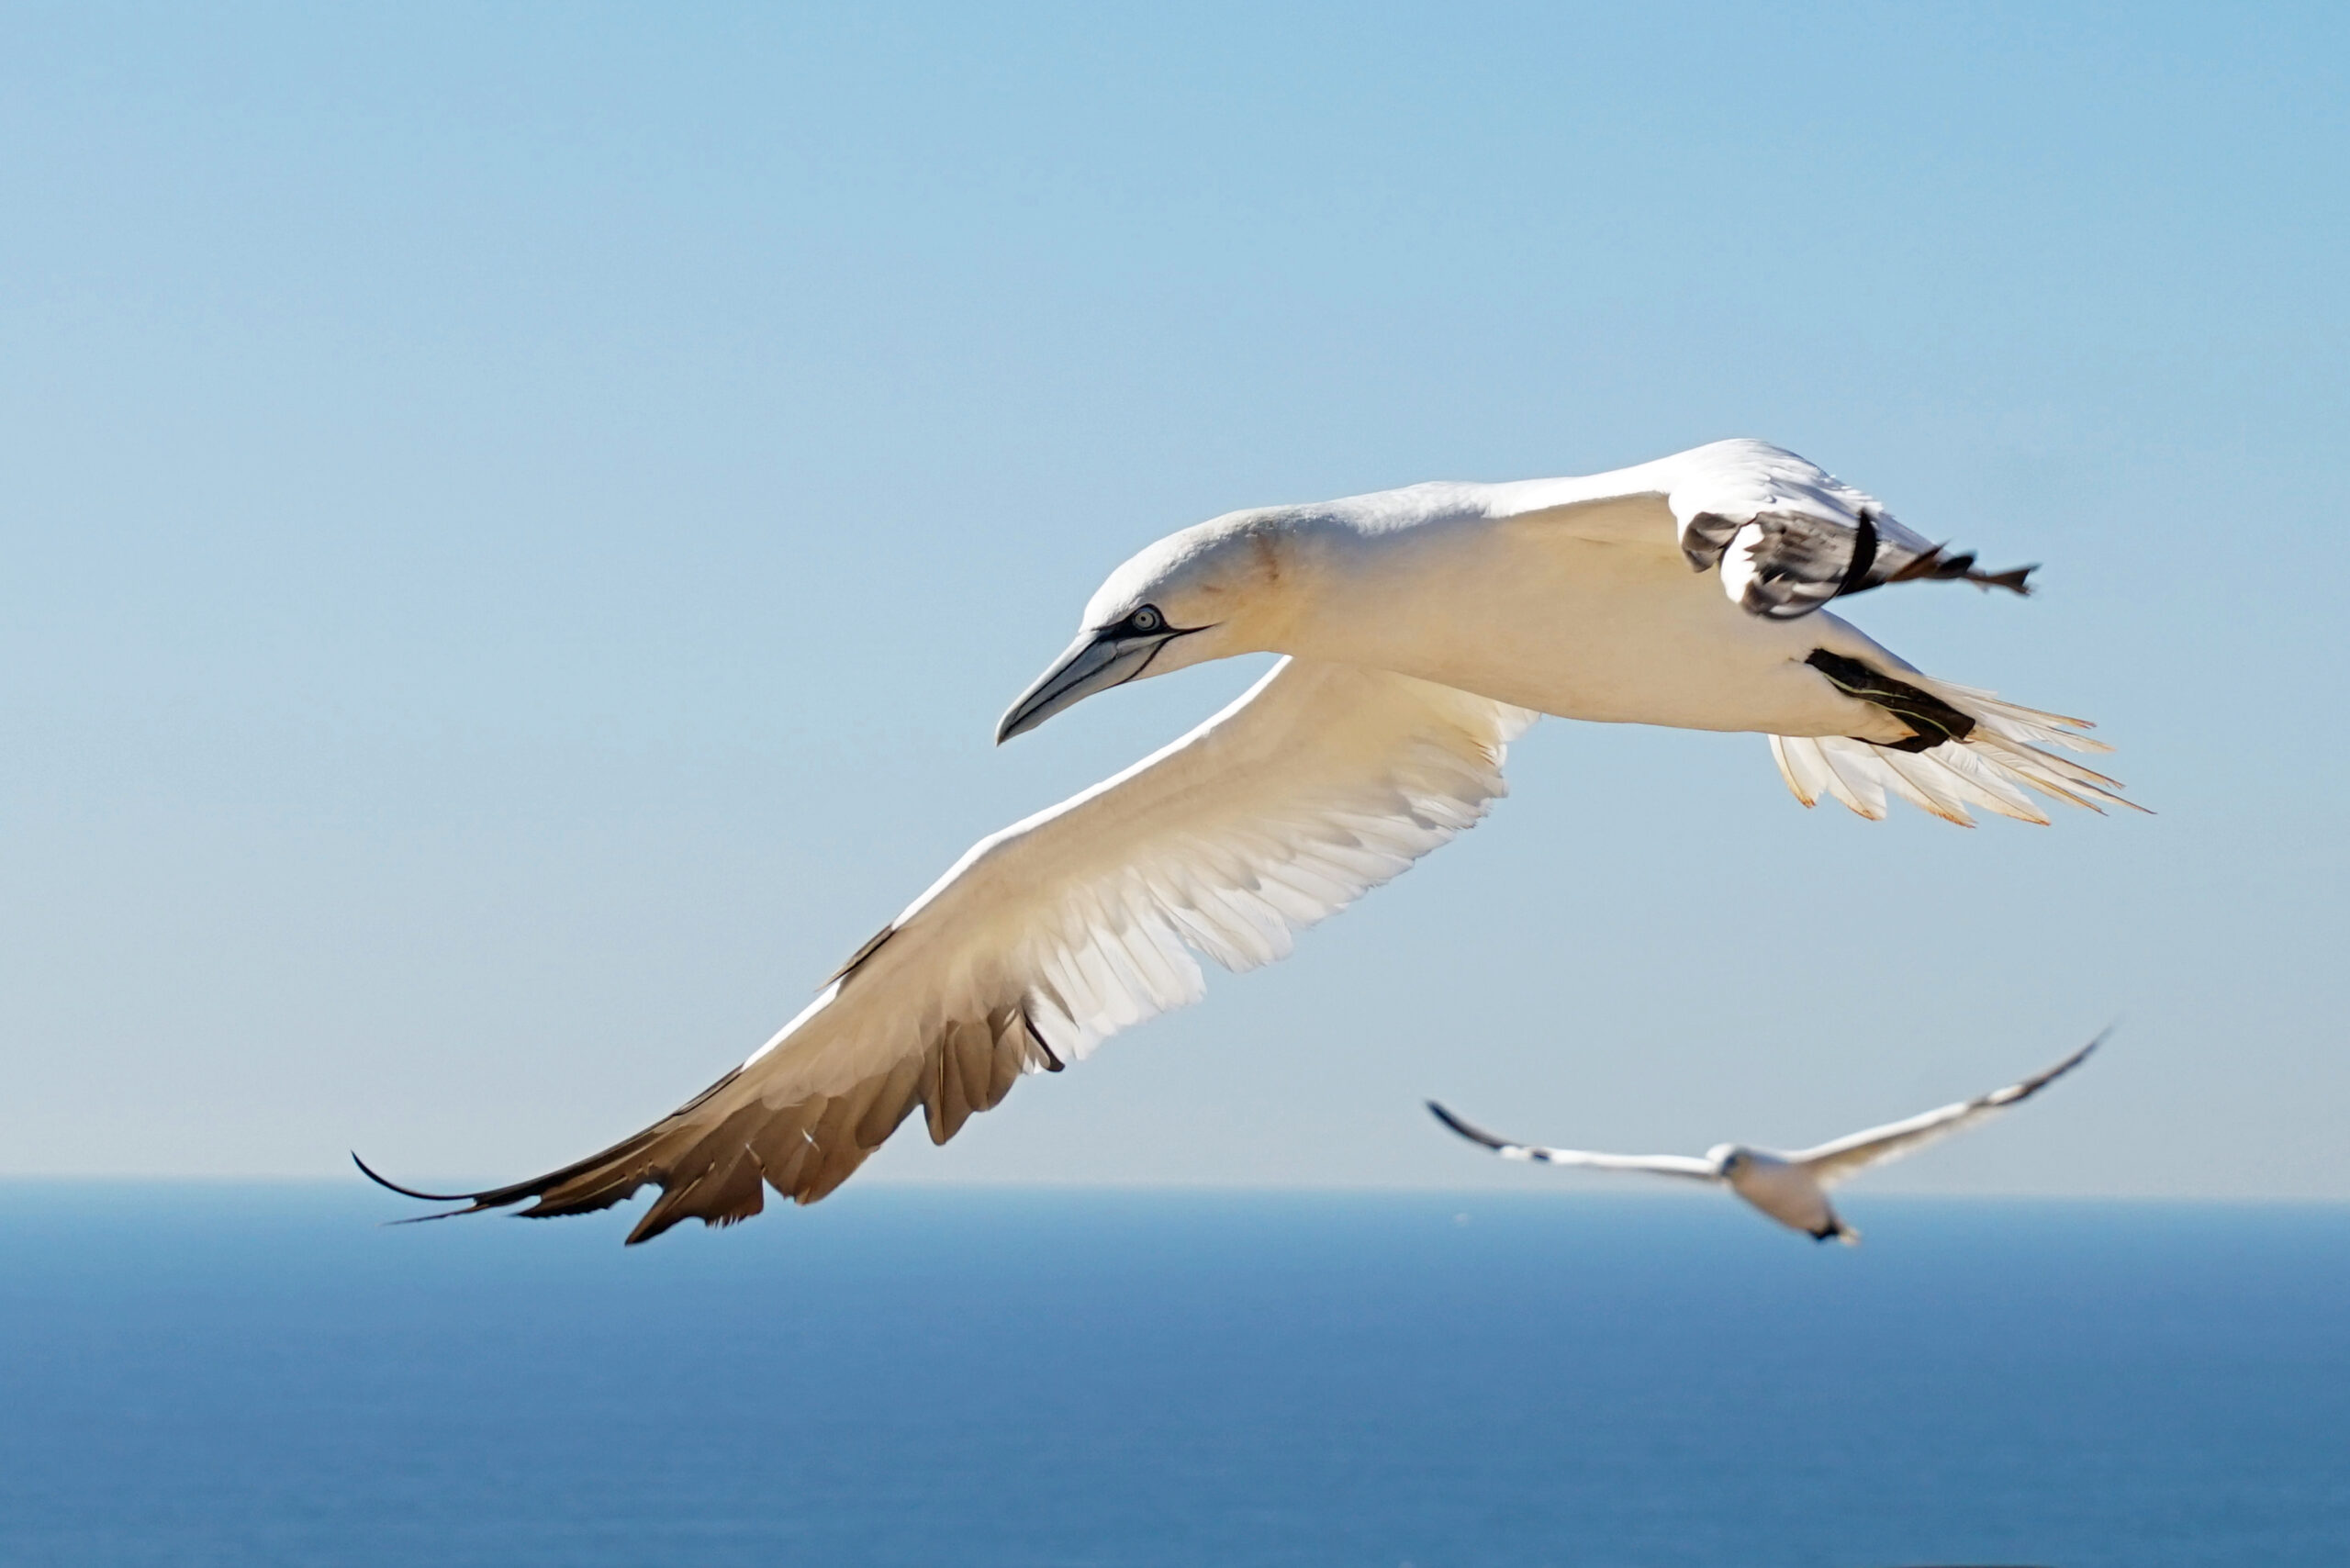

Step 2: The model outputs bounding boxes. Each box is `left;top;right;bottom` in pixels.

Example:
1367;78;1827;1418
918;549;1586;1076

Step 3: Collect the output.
2;3;2343;1197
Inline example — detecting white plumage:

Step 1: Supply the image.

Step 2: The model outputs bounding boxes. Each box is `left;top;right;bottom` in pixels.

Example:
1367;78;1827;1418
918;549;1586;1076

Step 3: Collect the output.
359;441;2137;1241
1429;1034;2107;1244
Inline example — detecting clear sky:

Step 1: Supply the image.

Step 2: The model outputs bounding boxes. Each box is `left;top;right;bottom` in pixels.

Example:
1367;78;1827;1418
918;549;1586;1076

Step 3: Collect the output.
2;3;2343;1198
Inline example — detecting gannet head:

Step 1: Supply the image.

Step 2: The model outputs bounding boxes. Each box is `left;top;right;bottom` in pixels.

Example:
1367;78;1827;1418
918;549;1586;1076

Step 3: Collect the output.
996;510;1304;743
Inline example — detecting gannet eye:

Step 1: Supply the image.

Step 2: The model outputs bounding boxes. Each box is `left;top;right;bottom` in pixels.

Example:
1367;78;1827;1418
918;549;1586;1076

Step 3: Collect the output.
1125;605;1165;634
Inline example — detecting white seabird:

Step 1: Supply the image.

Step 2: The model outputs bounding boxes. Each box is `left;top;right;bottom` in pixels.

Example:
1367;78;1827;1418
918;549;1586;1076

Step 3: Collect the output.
1428;1034;2106;1244
360;440;2139;1242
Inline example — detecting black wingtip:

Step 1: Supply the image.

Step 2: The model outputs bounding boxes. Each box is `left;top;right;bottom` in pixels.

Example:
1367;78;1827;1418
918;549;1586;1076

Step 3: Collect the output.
2064;1025;2112;1073
2056;1025;2111;1074
1427;1101;1507;1151
379;1205;484;1226
2007;1027;2112;1104
351;1150;482;1204
1882;544;2036;599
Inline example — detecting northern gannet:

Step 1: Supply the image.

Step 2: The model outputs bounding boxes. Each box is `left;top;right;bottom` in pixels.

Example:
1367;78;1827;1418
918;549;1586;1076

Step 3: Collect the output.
1428;1034;2105;1243
360;441;2138;1241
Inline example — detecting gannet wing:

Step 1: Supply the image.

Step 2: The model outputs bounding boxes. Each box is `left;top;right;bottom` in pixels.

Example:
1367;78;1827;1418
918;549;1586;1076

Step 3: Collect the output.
1425;1102;1720;1181
1792;1032;2106;1188
1472;442;2134;825
1480;438;2032;622
359;658;1536;1243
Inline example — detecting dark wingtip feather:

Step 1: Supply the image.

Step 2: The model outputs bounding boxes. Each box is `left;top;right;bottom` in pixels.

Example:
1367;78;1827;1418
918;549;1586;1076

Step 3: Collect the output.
1427;1101;1511;1152
1885;543;2036;599
622;1209;680;1247
1991;1027;2111;1108
824;923;898;988
351;1151;484;1204
380;1205;487;1226
2031;1025;2109;1090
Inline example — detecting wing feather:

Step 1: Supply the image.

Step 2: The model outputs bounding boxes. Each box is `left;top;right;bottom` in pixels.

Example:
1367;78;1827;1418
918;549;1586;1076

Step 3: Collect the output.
1426;1102;1721;1181
1793;1032;2106;1187
362;659;1536;1242
1480;439;2031;621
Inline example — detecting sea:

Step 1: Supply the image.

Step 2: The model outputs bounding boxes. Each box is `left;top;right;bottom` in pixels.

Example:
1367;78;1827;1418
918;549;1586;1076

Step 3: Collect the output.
0;1183;2342;1567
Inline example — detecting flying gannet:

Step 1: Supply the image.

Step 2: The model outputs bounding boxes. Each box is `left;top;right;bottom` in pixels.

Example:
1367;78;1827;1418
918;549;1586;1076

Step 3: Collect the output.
360;440;2139;1242
1428;1034;2106;1243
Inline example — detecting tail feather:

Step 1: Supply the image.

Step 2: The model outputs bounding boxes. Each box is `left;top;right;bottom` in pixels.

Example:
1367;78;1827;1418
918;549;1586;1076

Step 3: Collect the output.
1770;732;1834;809
1772;680;2143;826
1877;747;1991;826
1923;739;2055;820
1813;737;1889;819
1924;678;2113;755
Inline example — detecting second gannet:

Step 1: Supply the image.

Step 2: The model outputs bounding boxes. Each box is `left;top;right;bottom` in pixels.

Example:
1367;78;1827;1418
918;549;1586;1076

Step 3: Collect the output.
1429;1034;2106;1243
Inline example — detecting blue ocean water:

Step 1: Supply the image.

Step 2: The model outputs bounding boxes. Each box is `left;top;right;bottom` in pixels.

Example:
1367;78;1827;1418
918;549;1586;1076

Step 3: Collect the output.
0;1184;2342;1567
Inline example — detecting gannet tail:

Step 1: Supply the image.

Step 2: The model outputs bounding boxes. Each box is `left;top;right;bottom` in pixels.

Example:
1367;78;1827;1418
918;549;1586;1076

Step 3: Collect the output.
1771;680;2143;825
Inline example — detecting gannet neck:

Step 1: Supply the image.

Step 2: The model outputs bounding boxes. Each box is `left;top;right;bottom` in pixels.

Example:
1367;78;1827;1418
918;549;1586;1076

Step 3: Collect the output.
1263;498;1528;673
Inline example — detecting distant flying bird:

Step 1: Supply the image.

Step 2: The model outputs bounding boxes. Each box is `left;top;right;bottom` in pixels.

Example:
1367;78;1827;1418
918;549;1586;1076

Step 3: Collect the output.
1427;1034;2107;1244
360;441;2139;1243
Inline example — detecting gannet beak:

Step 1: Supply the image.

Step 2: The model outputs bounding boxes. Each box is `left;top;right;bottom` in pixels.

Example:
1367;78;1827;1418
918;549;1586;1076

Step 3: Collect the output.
996;628;1176;743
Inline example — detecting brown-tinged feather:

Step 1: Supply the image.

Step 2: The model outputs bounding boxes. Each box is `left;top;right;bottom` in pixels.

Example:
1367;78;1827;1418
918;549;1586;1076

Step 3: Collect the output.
919;1040;956;1146
987;1008;1028;1106
626;1169;711;1244
749;1098;829;1195
924;1017;986;1144
789;1093;871;1203
825;923;898;987
856;1052;927;1148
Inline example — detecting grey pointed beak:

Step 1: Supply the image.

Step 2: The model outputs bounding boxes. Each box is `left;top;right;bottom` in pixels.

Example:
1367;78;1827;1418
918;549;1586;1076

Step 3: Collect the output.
995;629;1173;744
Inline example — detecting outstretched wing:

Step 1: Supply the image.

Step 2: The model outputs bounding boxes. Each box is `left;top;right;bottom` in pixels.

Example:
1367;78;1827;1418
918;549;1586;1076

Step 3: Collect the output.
1483;438;2033;621
1469;441;2130;825
1792;1032;2107;1188
360;659;1536;1243
1426;1102;1720;1181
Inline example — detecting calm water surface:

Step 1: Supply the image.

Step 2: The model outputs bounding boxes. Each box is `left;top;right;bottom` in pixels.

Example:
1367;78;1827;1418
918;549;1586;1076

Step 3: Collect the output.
0;1184;2342;1566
